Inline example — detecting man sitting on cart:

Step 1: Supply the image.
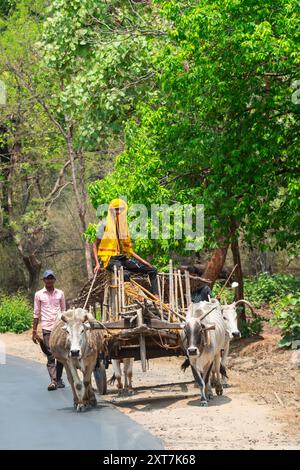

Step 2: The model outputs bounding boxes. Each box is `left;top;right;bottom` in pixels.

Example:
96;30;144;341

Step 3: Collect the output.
93;198;159;298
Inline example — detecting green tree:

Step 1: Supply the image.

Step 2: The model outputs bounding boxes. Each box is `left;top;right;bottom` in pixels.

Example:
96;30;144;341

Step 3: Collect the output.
0;1;68;294
88;0;300;275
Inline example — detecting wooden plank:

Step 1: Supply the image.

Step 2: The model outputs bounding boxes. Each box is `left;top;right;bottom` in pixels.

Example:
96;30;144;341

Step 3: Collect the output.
91;319;131;329
109;347;183;361
91;317;184;330
148;319;183;329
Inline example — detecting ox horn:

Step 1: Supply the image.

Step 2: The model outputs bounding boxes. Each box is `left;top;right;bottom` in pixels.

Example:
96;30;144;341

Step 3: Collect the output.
83;312;95;324
235;299;256;317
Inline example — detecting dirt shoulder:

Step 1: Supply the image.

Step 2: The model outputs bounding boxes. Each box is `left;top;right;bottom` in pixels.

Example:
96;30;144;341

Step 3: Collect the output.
1;327;299;450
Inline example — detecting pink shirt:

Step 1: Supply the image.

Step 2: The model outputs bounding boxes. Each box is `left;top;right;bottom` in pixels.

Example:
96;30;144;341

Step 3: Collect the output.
34;287;66;331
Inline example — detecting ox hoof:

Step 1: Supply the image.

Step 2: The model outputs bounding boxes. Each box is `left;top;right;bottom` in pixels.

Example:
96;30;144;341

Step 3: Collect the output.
89;398;97;407
76;404;86;412
216;387;223;396
200;400;208;407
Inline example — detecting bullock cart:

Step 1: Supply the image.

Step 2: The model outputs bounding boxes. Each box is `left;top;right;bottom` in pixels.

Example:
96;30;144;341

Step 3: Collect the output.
71;261;210;394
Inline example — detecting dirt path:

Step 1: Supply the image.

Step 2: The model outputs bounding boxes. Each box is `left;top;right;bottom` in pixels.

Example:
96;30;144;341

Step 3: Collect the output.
1;330;300;450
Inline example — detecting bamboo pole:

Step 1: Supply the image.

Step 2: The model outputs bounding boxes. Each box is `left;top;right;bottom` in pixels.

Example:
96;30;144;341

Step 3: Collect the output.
169;260;174;322
178;269;185;312
113;264;118;320
137;308;147;372
161;273;165;305
185;270;192;308
174;269;178;314
120;266;125;312
157;275;163;320
216;264;238;300
129;278;186;321
117;268;122;319
102;284;109;321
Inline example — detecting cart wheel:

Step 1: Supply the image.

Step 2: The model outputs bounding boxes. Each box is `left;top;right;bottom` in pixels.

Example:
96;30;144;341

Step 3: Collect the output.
94;360;107;395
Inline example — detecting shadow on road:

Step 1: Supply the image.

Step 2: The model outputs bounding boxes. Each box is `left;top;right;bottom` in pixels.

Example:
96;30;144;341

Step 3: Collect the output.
187;395;232;407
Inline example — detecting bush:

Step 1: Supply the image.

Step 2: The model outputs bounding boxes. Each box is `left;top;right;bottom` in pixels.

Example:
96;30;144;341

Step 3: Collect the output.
270;293;300;348
0;294;32;333
239;316;265;338
244;273;300;307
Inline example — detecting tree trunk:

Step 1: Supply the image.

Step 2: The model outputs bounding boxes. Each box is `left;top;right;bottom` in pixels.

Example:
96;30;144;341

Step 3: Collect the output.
65;118;93;279
21;252;42;299
202;242;229;287
231;236;246;322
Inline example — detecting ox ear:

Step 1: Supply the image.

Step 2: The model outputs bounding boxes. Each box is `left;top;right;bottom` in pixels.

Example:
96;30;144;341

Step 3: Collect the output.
83;321;91;329
202;323;215;331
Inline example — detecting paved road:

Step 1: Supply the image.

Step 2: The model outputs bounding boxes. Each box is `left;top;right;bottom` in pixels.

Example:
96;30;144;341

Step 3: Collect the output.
0;355;163;450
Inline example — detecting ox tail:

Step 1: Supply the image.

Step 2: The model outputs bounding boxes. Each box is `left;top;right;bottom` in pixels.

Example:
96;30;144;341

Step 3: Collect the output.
181;357;190;372
107;373;116;385
220;364;228;379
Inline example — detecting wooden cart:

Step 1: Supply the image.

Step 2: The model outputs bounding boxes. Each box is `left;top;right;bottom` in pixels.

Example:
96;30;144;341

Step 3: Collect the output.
73;261;207;395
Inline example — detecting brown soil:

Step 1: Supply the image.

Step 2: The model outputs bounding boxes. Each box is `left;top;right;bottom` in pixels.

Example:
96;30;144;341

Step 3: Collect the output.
1;321;299;450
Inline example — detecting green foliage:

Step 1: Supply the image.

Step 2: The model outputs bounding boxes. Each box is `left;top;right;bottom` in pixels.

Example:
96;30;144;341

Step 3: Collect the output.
212;281;235;304
84;223;97;243
239;316;265;338
0;294;32;333
41;0;160;148
88;0;300;257
0;0;16;17
244;273;300;307
271;293;300;347
0;0;67;279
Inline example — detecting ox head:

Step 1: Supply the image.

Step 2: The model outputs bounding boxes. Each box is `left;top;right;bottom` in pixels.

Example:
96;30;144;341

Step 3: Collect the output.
61;308;92;359
221;303;241;339
182;317;215;357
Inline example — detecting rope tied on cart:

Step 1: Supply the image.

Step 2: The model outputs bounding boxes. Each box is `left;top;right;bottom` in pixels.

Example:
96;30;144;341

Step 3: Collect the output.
150;331;183;351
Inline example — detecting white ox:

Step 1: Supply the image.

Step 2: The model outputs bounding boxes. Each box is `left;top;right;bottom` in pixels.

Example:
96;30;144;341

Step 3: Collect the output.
219;298;255;386
50;308;106;411
181;300;227;406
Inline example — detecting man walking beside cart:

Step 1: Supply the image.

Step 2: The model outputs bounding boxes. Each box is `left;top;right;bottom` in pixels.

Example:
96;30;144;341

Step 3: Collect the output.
32;270;66;391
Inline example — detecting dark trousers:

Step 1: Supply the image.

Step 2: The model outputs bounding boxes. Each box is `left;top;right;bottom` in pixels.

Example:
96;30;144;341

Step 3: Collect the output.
107;256;158;295
42;330;63;382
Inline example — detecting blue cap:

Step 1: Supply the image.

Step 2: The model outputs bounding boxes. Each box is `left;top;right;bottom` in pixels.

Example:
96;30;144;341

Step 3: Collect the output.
43;270;56;279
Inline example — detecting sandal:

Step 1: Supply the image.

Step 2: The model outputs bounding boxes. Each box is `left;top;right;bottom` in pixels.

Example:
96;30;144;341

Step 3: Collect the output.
48;381;57;391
